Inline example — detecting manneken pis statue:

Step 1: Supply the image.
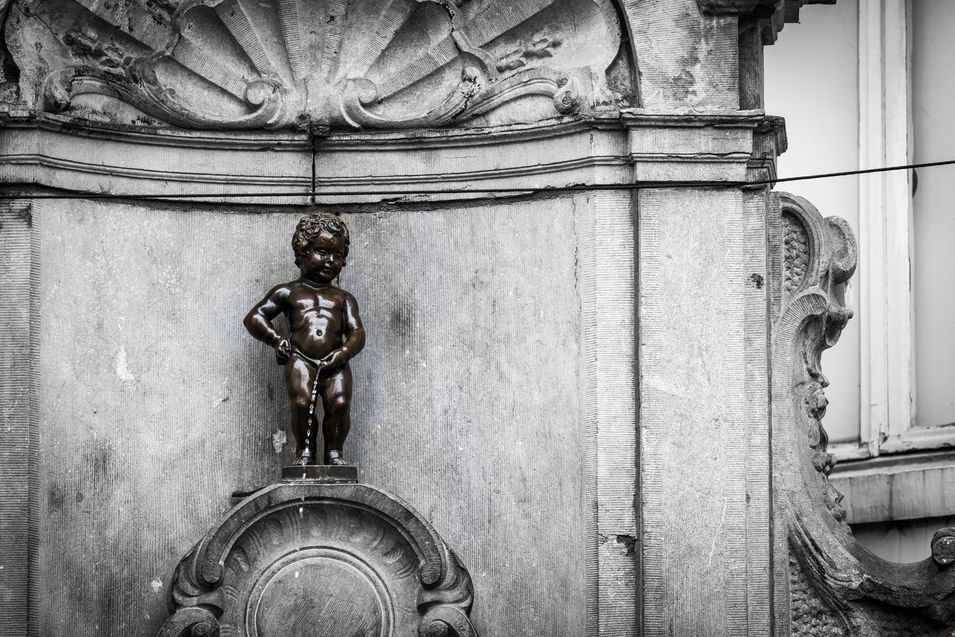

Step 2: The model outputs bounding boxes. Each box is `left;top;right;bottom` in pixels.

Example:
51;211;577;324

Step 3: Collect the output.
244;212;365;466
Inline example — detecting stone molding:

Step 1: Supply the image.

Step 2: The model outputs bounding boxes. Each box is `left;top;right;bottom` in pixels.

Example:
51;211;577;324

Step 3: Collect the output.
0;110;784;203
0;203;38;637
158;481;478;637
831;451;955;525
2;0;633;131
772;192;955;635
696;0;834;44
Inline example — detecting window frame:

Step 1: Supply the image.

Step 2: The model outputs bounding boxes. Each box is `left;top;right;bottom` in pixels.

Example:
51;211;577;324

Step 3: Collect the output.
830;0;955;462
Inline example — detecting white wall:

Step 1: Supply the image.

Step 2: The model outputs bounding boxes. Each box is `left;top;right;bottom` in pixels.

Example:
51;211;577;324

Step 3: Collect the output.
765;1;861;443
912;1;955;429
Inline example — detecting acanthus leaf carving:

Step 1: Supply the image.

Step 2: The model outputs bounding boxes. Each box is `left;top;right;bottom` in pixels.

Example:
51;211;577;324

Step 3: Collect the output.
4;0;632;130
774;192;955;636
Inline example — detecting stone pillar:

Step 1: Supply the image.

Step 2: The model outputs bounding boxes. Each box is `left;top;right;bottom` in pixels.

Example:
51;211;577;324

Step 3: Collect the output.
638;185;773;635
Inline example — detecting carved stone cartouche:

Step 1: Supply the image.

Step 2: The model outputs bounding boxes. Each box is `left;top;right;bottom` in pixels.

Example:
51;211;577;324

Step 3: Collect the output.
3;0;631;130
774;193;955;636
158;481;479;637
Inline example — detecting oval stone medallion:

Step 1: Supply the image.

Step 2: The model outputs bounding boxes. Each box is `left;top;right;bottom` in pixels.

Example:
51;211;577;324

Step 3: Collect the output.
247;549;393;637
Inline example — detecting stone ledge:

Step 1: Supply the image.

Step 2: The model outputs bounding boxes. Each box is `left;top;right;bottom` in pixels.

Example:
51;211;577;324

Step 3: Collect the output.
831;449;955;524
1;111;785;203
280;464;358;483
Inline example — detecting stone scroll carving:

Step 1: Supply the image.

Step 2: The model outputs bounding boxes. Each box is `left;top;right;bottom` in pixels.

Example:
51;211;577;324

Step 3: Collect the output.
2;0;632;130
773;193;955;636
158;482;478;637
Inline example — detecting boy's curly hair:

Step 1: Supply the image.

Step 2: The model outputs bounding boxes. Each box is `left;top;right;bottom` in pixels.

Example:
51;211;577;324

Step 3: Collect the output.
291;212;350;266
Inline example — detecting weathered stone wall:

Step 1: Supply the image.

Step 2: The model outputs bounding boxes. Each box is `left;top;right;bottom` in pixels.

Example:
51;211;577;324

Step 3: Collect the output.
12;2;946;637
28;194;627;636
638;187;772;634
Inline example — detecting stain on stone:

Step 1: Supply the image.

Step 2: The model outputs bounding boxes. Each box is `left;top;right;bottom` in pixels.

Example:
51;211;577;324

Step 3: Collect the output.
48;482;67;511
91;445;111;483
749;273;764;289
76;491;85;503
670;68;697;101
667;13;700;102
84;438;119;489
16;206;32;226
390;302;414;334
266;382;275;401
616;534;637;556
271;430;287;453
97;570;121;630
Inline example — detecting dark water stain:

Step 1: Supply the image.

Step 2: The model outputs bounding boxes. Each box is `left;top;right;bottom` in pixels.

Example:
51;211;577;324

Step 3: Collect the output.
47;482;67;512
82;438;121;492
389;302;414;335
669;68;697;101
89;441;113;485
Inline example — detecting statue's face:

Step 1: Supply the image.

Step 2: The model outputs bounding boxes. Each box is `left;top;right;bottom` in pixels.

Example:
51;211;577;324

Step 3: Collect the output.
300;230;346;283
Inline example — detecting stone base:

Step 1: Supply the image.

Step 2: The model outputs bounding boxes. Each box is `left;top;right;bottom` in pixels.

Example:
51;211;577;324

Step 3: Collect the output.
281;464;358;483
159;481;478;637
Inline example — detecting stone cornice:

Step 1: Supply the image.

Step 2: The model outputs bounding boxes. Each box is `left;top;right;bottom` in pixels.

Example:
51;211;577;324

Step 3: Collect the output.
697;0;837;45
696;0;834;17
1;110;785;203
2;108;784;143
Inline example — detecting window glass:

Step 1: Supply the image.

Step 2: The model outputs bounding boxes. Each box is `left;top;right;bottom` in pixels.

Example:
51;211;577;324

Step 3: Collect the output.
912;0;955;429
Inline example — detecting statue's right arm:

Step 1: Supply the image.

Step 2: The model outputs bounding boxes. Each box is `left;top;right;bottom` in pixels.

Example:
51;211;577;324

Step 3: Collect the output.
244;285;289;348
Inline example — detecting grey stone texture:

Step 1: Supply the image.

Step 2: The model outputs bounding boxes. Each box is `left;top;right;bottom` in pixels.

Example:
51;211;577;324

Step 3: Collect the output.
27;197;597;636
2;0;954;636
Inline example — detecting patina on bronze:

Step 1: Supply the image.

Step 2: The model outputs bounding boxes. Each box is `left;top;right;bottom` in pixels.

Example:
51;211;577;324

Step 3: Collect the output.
245;212;365;467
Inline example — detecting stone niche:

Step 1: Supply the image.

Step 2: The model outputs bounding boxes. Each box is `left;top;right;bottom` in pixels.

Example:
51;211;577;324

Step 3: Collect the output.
1;1;955;636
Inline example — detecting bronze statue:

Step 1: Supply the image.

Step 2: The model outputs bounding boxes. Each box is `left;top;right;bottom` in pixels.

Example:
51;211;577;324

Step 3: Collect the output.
245;212;365;466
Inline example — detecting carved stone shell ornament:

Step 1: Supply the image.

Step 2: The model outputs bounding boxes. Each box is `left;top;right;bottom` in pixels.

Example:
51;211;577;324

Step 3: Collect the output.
2;0;631;130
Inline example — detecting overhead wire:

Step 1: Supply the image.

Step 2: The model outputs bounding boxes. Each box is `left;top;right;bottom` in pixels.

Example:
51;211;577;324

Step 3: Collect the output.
0;159;952;201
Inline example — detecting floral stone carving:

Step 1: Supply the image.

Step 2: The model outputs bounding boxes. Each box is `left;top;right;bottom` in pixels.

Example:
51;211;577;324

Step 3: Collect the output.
2;0;632;130
773;193;955;636
157;482;478;637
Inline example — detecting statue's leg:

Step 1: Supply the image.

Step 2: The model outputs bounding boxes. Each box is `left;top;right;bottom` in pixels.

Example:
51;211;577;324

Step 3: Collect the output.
320;364;352;465
285;355;318;464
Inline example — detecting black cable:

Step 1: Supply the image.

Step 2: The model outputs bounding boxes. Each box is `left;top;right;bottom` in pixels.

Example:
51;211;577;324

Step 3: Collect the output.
0;159;952;201
309;124;317;207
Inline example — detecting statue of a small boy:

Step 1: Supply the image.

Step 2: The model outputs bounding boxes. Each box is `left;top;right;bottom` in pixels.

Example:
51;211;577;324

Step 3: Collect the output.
244;212;365;466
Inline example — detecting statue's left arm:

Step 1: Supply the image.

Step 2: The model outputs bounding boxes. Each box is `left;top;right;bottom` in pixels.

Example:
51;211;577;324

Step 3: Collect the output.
340;291;365;361
322;292;365;368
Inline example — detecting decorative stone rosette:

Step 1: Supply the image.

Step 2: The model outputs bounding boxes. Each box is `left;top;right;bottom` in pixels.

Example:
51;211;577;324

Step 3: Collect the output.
2;0;631;130
773;193;955;636
158;482;478;637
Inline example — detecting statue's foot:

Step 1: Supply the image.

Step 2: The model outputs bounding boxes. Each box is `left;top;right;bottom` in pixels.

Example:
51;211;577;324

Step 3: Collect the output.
325;450;347;466
292;449;315;466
